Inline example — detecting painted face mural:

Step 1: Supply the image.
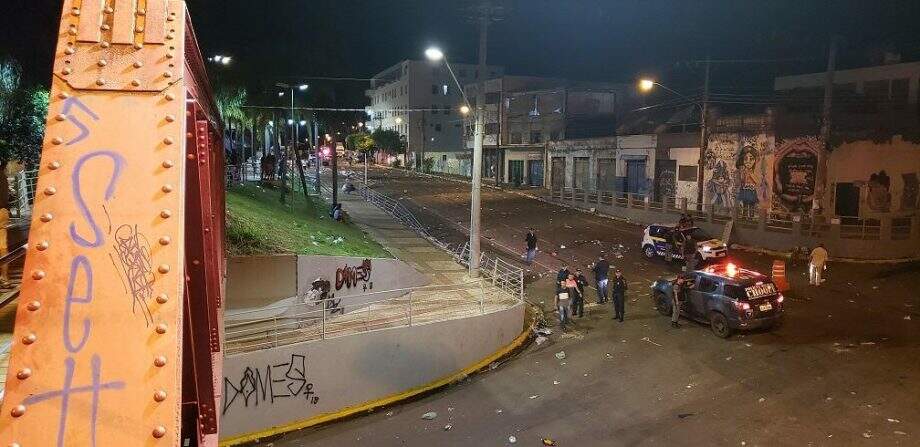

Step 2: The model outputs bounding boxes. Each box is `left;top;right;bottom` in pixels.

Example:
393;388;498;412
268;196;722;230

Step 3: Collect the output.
901;173;919;211
773;136;821;213
704;133;773;210
735;145;761;207
867;170;892;212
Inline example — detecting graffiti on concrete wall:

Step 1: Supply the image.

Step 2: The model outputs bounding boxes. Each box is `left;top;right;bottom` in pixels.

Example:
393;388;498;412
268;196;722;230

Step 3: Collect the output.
222;354;321;415
335;258;373;291
704;133;774;210
902;173;919;211
773;136;821;213
867;170;892;212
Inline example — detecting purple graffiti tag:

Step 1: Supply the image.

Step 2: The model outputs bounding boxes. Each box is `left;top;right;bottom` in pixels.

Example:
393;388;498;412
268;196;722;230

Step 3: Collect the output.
70;151;125;248
24;355;125;447
63;255;93;353
61;97;100;146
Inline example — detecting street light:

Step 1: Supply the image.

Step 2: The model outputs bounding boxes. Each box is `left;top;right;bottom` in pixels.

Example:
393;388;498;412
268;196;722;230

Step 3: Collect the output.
425;46;482;277
638;78;655;92
395;117;403;125
287;119;295;125
299;120;307;126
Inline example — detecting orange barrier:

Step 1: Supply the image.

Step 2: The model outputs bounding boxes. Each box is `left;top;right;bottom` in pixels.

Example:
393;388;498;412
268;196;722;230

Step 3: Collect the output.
772;260;790;292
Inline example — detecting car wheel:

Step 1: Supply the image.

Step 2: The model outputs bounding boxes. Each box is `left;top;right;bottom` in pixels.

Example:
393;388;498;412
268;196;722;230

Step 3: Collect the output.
655;293;671;316
643;245;657;259
709;312;732;338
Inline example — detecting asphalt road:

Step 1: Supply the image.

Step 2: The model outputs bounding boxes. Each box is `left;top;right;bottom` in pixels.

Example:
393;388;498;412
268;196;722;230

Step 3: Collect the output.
272;167;920;447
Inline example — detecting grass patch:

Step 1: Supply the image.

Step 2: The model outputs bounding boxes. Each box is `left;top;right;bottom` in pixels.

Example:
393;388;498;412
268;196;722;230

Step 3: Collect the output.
226;183;390;258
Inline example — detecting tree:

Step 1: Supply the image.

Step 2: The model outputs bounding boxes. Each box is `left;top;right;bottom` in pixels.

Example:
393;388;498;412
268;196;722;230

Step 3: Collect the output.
345;131;374;153
371;128;406;155
0;57;48;210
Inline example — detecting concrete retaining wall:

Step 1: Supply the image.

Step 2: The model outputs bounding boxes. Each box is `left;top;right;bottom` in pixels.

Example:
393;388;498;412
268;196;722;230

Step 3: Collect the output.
219;302;526;442
226;255;431;317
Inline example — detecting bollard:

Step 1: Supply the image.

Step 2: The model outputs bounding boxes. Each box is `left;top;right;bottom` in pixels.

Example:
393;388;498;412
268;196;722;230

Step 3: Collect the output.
772;260;790;292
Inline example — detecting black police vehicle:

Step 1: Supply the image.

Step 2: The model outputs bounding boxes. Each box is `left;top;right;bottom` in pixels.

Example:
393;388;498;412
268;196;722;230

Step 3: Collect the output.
650;263;784;338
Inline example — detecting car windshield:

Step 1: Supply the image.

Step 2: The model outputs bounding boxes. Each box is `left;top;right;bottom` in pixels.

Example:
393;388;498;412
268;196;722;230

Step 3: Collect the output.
685;228;712;241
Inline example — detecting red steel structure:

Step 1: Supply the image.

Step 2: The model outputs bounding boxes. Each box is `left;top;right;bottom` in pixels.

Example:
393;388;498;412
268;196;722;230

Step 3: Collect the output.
0;1;225;446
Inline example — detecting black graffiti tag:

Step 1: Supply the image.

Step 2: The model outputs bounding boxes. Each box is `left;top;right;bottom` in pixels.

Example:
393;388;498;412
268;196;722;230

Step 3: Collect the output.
335;258;372;291
222;354;320;415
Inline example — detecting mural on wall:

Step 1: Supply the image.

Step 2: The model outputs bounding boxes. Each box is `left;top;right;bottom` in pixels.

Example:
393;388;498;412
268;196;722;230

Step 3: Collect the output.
704;133;774;210
773;136;822;213
867;170;892;212
902;173;919;211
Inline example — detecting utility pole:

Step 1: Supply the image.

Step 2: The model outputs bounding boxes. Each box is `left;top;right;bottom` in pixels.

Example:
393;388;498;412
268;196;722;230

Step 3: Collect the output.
817;35;838;213
332;137;339;208
469;2;490;278
314;118;321;193
695;59;711;209
420;111;426;172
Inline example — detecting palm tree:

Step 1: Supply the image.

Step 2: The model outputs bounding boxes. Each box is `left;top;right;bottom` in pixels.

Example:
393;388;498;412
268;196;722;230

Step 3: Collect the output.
0;57;48;210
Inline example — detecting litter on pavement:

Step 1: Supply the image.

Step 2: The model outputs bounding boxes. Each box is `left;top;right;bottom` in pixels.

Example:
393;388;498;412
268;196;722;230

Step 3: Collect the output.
555;351;566;360
421;412;437;420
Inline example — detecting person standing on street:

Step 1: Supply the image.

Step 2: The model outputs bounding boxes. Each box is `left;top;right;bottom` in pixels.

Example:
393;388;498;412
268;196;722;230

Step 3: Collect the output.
593;255;610;304
525;228;537;264
683;234;697;272
555;279;572;331
809;243;829;286
569;271;585;318
556;264;570;284
611;269;628;322
671;275;686;328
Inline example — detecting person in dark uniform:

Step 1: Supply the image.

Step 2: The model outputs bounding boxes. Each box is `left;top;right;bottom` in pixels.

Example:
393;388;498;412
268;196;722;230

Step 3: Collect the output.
683;234;697;272
571;269;588;318
671;275;687;328
556;264;570;284
525;228;537;264
592;255;610;304
611;269;628;322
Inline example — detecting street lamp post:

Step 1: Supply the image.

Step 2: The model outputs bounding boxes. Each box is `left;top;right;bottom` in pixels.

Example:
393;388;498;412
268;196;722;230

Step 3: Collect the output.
426;47;484;277
277;83;309;200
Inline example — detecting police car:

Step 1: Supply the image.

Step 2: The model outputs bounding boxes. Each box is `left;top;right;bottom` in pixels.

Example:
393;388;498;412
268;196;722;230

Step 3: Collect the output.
650;263;784;338
641;224;727;264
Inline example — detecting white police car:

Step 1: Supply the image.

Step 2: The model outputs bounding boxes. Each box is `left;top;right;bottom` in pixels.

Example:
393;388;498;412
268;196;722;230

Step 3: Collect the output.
641;224;728;263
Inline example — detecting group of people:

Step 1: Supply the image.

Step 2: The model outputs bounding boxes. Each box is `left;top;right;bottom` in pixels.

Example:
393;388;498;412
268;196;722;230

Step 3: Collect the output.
553;255;628;330
260;153;278;181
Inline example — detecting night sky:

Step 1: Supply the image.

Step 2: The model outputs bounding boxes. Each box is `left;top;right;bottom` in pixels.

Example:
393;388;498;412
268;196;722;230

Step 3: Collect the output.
4;0;920;107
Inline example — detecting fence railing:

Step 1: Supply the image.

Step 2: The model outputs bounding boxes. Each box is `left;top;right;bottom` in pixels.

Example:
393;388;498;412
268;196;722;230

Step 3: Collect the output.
223;279;520;354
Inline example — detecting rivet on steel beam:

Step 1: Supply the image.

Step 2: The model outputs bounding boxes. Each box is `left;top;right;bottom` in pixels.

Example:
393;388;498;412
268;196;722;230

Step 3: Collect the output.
51;137;64;145
187;154;196;160
157;264;170;274
166;33;174;40
68;26;78;36
166;52;175;59
134;43;144;50
155;324;168;335
101;41;111;48
131;79;141;87
36;241;50;251
165;114;176;122
153;356;168;367
186;132;193;138
134;61;144;68
154;390;168;401
40;213;53;222
137;8;146;16
165;93;175;101
192;260;200;266
162;160;175;168
49;161;62;170
27;301;41;311
160;209;171;218
161;184;173;193
156;293;169;304
10;405;26;417
96;79;106;86
58;92;70;99
152;426;167;438
101;24;111;31
31;270;46;280
71;7;81;16
158;236;171;246
64;47;75;55
16;368;32;380
135;26;145;33
97;59;107;67
104;6;114;14
163;71;173;78
62;67;73;75
55;113;67;121
163;137;174;145
10;442;21;447
44;186;57;196
22;333;37;345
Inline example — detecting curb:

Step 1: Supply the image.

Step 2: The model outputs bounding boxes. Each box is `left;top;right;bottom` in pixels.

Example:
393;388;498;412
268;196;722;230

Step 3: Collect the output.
218;307;536;446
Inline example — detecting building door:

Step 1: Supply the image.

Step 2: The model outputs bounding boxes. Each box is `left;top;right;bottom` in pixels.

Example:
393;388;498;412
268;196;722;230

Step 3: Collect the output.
654;159;677;202
528;160;544;187
626;159;647;195
835;182;860;217
573;157;590;190
551;157;566;189
596;158;616;191
509;160;525;186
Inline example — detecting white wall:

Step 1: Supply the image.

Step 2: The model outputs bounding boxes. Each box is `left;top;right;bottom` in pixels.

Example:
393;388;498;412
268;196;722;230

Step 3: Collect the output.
220;303;525;441
669;147;699;202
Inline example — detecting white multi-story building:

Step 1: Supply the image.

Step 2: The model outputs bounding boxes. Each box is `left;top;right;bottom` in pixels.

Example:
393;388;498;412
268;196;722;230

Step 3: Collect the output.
365;60;503;168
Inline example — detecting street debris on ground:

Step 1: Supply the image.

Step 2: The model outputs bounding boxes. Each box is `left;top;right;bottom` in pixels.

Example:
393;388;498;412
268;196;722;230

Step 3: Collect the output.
554;351;566;360
421;412;437;420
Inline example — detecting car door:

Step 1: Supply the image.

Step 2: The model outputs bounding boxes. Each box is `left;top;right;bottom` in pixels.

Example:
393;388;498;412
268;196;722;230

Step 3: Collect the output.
689;275;720;319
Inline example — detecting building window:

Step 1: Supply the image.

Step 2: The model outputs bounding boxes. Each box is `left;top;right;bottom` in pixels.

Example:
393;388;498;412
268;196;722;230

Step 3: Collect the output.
678;165;698;182
435;124;442;132
530;131;542;143
442;84;449;96
550;130;561;141
510;132;522;144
